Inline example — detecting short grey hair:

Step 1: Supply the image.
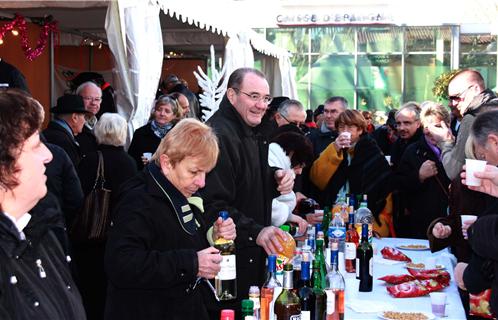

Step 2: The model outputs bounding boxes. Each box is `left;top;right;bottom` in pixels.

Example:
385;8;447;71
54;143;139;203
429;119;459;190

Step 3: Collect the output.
278;99;304;118
471;110;498;147
396;101;421;121
76;81;102;96
94;113;127;146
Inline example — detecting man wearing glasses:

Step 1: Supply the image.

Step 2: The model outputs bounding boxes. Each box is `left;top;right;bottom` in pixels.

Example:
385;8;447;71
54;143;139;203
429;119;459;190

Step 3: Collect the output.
427;69;498;180
75;81;102;156
202;68;295;316
274;99;306;128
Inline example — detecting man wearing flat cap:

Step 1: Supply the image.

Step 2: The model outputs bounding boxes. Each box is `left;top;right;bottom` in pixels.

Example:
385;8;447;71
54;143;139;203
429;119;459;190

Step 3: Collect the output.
43;94;91;166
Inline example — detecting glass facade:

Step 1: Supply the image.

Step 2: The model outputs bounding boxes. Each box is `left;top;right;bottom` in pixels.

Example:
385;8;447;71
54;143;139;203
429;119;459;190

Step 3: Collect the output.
263;26;497;112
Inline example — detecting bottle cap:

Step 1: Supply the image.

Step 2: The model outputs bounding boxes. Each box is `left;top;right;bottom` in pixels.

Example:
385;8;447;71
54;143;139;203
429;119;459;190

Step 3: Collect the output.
219;211;229;220
249;286;260;296
283;263;293;271
315;223;322;232
301;261;310;280
280;225;290;233
267;255;277;272
220;309;235;320
241;299;254;311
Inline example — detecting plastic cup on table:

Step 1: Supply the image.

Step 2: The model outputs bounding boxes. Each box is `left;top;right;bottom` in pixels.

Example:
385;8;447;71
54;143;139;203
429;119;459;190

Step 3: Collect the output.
425;257;437;270
430;292;447;317
465;159;487;186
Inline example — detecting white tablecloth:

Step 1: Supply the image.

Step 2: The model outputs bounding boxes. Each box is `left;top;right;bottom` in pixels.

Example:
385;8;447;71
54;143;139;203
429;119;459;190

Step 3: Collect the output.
344;237;466;319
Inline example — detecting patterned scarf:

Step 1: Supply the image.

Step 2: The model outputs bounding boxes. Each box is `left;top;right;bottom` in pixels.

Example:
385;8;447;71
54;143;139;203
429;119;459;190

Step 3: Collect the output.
151;120;172;139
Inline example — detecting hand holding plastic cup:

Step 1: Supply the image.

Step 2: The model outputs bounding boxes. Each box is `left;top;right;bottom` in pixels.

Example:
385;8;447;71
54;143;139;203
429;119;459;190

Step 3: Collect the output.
461;215;477;239
465;159;487;186
337;131;352;149
430;292;447;317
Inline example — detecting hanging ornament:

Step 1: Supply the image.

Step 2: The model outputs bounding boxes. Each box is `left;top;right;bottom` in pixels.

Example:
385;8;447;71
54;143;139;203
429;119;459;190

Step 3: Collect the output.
0;13;58;61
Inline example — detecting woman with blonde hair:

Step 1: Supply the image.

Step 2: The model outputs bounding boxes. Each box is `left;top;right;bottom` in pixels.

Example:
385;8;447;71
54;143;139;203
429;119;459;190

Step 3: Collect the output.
128;96;181;169
105;119;236;320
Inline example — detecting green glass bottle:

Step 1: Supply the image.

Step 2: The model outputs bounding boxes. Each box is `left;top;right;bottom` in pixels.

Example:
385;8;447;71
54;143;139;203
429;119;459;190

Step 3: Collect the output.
312;260;326;320
314;239;327;290
241;299;254;318
274;264;301;320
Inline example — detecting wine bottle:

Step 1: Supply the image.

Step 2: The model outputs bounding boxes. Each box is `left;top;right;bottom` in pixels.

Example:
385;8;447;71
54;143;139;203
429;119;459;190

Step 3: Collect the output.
314;239;327;290
261;255;282;320
274;264;301;320
312;260;326;320
345;213;359;273
357;223;373;292
298;261;315;320
325;240;345;320
214;211;237;300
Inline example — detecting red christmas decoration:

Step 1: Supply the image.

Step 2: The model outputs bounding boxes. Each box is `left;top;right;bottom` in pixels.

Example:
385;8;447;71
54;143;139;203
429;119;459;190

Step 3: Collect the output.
0;14;58;61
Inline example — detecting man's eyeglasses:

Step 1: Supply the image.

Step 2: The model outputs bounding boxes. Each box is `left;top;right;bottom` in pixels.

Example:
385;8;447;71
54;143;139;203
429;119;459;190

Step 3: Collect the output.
82;96;102;103
232;88;273;105
279;113;301;126
448;85;473;102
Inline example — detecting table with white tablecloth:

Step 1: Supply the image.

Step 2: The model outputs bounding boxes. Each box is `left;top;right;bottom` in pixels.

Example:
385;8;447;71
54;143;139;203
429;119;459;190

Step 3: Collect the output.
344;237;466;319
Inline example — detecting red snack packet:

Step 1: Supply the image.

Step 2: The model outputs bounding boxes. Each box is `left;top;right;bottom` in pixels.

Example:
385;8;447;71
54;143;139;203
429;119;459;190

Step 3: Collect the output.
378;274;415;285
407;269;450;285
381;246;412;262
386;280;430;298
418;279;447;292
469;289;495;319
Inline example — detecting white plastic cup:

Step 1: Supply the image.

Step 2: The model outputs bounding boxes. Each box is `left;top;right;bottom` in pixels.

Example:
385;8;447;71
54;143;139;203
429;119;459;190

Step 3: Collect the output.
425;257;437;270
143;152;153;161
342;132;352;139
465;159;487;186
460;215;478;225
430;292;447;317
385;155;391;165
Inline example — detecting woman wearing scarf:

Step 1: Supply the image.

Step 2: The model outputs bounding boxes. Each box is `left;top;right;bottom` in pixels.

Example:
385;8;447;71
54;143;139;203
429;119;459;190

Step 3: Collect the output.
397;101;451;239
128;96;181;170
310;110;393;237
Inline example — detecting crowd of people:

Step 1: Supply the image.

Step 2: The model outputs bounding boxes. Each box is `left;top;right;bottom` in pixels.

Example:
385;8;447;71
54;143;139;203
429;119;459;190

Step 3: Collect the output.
1;67;498;319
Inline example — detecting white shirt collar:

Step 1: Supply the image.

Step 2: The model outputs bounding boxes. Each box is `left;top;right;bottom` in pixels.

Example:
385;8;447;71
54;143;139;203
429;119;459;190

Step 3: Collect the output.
2;212;31;240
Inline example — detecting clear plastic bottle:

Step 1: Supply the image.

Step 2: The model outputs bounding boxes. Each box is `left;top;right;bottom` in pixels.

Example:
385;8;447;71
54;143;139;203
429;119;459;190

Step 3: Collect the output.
249;286;261;319
355;194;373;243
325;240;345;320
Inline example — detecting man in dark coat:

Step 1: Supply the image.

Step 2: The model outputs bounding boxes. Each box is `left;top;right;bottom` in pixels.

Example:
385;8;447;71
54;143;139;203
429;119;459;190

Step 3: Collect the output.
202;68;295;315
43;141;84;227
43;95;89;166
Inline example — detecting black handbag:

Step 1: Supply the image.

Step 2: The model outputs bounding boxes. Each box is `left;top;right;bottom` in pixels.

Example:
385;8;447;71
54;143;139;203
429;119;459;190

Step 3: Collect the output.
71;151;111;242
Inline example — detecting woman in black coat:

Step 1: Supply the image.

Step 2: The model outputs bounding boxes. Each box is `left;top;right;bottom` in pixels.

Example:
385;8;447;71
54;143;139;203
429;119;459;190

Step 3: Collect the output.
0;90;85;319
75;113;137;320
104;119;236;320
128;96;181;170
397;102;451;239
309;109;393;236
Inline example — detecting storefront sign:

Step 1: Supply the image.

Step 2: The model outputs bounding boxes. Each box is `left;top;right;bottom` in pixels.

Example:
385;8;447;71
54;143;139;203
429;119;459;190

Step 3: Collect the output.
276;11;394;26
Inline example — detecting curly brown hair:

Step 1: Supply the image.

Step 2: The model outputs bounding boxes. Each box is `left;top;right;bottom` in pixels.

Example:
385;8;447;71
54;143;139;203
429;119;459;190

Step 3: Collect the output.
0;89;42;190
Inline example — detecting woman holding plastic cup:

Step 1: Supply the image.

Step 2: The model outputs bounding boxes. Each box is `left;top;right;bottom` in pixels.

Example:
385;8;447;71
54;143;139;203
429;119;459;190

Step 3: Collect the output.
309;109;393;236
128;96;181;170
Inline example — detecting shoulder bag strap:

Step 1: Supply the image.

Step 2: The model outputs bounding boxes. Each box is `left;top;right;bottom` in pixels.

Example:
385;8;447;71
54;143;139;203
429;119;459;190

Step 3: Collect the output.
92;151;106;189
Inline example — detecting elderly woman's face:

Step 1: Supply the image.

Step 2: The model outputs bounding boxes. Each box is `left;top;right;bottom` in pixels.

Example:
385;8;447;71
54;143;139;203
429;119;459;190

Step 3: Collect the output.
154;103;175;126
160;155;210;198
12;131;53;208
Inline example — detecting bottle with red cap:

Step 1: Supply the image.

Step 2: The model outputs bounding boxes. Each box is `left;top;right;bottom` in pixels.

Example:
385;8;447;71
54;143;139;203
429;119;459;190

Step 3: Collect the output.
220;309;235;320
